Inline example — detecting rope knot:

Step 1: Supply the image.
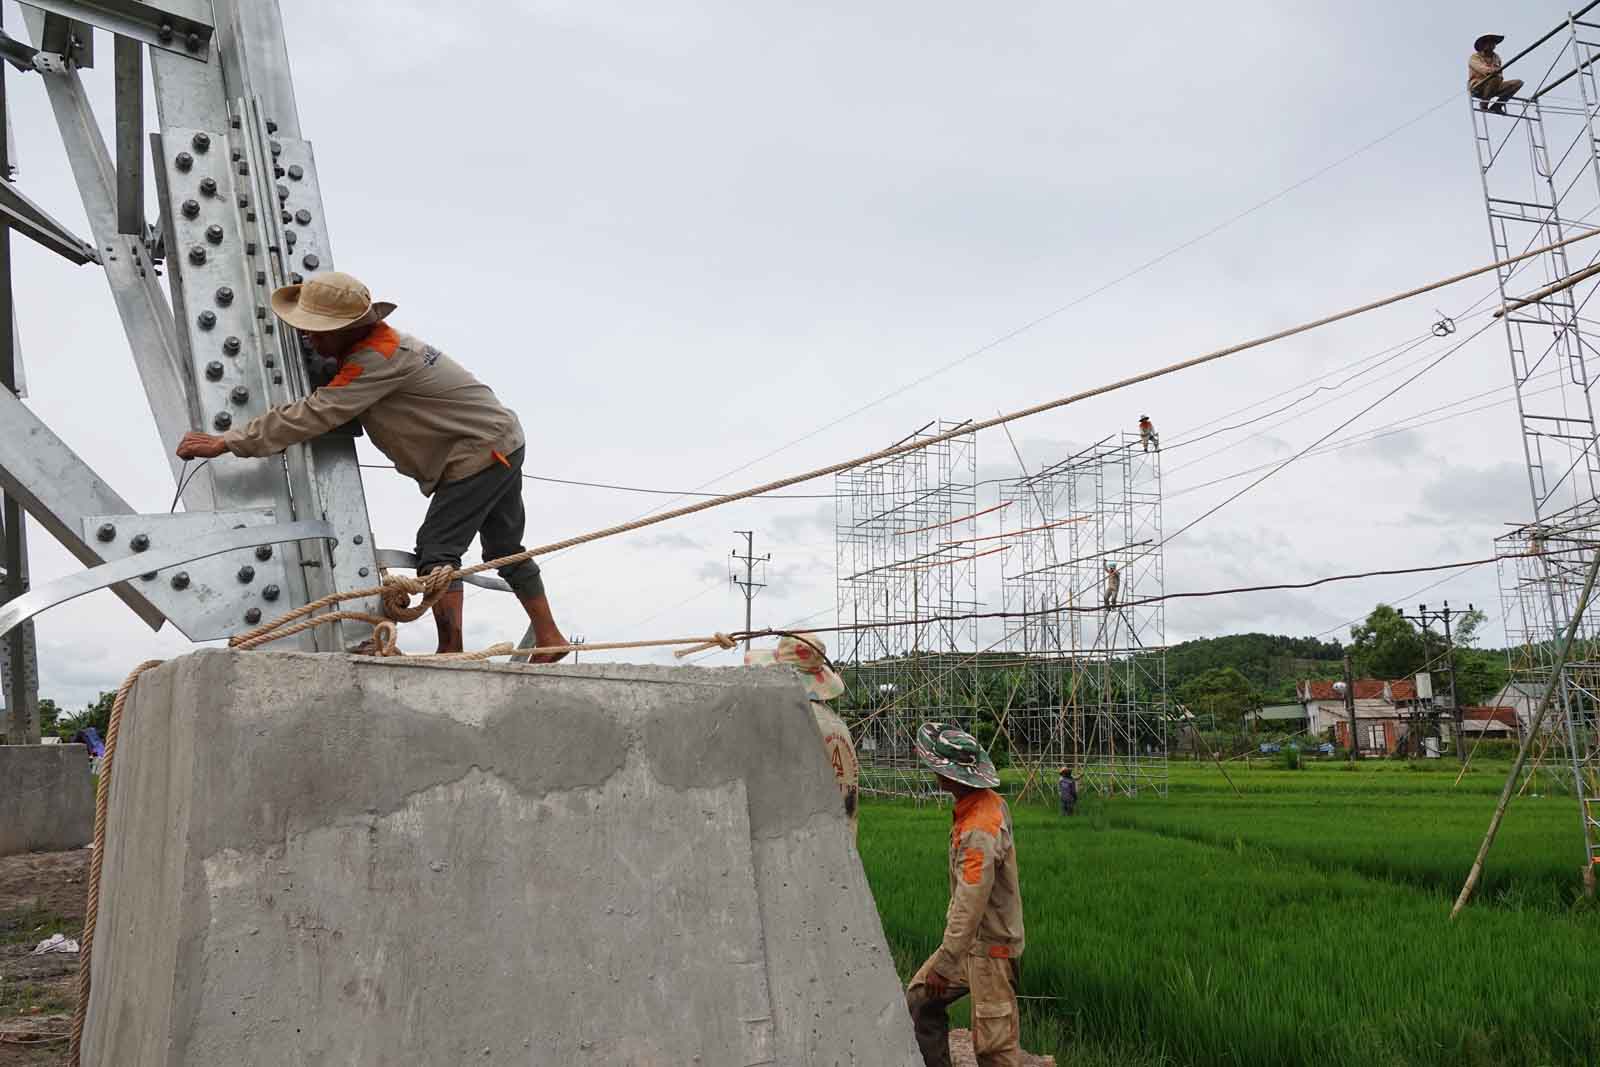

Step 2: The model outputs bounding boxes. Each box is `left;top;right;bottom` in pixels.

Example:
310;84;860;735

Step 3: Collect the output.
380;568;455;622
712;632;737;650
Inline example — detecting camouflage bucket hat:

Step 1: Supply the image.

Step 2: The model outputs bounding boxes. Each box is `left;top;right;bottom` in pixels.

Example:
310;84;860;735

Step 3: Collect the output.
914;722;1000;789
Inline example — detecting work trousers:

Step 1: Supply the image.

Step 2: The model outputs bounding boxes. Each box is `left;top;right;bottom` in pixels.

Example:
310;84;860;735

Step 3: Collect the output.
414;446;544;599
1471;75;1524;101
906;951;1022;1067
1059;797;1075;816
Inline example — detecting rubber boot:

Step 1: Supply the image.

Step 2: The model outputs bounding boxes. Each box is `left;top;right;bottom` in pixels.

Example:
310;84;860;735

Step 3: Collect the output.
518;593;568;664
432;586;465;654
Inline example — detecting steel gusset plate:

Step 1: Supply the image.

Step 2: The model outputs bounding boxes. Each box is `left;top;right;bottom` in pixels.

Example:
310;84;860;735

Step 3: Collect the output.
0;519;334;641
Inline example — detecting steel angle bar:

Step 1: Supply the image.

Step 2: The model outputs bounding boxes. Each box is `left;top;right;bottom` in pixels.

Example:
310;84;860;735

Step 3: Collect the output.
23;7;202;507
22;0;212;61
0;519;333;640
372;549;513;593
113;33;141;234
8;311;21;397
0;180;96;263
0;388;165;629
211;1;301;138
38;10;92;68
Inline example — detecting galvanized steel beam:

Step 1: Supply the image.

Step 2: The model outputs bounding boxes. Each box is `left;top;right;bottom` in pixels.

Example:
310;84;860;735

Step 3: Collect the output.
0;177;97;263
24;7;208;509
0;519;333;641
22;0;212;62
0;386;166;631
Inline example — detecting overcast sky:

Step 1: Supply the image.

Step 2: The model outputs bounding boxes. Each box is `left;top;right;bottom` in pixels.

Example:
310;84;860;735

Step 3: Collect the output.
3;0;1578;708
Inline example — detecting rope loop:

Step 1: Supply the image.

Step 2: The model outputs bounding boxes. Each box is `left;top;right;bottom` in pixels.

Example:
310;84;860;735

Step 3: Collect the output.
379;568;454;622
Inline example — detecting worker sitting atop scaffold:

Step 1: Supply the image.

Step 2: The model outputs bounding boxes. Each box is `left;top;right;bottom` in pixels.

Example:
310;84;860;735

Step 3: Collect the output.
1103;563;1121;609
1138;414;1159;453
1469;33;1522;115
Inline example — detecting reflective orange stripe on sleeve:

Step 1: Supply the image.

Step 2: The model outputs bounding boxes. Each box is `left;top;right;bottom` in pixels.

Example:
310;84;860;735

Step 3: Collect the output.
328;362;364;388
961;847;985;886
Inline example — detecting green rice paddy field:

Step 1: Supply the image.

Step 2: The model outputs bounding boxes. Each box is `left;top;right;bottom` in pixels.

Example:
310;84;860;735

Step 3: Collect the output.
857;761;1600;1066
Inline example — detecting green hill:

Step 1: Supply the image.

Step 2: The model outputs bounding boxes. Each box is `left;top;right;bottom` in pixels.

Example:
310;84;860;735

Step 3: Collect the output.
1165;633;1344;705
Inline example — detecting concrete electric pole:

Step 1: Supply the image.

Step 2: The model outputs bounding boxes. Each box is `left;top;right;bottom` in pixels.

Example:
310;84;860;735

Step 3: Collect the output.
1340;654;1357;761
730;531;770;652
1402;601;1472;765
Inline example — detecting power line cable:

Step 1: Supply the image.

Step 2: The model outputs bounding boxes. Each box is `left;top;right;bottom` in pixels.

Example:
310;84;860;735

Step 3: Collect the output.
602;94;1463;525
356;464;833;500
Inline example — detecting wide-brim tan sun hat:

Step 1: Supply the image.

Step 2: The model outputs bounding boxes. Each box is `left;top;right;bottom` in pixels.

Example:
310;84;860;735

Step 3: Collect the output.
269;270;396;333
744;633;845;701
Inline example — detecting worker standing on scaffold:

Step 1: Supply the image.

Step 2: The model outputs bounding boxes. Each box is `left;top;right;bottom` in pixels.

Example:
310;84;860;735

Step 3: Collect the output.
1138;414;1159;453
1469;33;1522;115
1103;563;1120;609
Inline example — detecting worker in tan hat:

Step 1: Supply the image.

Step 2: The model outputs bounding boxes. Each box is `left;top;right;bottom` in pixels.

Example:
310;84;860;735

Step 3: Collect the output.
1469;34;1522;115
175;271;568;660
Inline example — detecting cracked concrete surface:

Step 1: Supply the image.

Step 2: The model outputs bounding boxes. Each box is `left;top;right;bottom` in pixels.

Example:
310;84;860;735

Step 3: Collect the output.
81;651;919;1066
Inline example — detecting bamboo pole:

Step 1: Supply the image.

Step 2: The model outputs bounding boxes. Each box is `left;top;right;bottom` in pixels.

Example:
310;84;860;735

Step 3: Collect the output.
1451;548;1600;919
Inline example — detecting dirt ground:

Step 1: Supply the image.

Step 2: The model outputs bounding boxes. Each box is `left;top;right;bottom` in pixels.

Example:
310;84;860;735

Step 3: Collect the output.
0;850;86;1067
948;1028;1056;1066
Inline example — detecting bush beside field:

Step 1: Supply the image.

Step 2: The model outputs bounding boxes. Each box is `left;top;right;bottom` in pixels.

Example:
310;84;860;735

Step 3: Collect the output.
858;763;1600;1066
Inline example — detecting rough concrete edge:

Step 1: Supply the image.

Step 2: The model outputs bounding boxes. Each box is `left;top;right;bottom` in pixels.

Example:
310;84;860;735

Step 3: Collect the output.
86;655;199;1064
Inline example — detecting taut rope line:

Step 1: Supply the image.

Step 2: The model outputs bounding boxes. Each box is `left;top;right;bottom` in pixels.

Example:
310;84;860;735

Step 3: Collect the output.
230;228;1600;652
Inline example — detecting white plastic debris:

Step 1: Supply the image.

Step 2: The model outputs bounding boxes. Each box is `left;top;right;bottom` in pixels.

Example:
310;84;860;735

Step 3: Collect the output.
31;933;80;955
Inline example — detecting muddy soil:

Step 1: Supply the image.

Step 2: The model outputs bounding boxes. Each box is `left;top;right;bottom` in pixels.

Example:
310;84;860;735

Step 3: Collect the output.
0;849;87;1067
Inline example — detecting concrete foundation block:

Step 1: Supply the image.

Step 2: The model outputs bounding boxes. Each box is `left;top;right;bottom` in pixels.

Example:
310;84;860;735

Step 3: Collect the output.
83;650;919;1066
0;744;93;856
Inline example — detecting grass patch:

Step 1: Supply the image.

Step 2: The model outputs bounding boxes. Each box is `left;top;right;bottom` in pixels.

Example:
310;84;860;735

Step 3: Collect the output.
860;764;1600;1066
0;906;79;948
0;980;73;1017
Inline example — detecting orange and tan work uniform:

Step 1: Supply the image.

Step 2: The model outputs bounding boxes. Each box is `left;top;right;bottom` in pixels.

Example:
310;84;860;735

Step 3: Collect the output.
222;323;523;495
906;788;1025;1067
223;323;545;598
1468;51;1523;102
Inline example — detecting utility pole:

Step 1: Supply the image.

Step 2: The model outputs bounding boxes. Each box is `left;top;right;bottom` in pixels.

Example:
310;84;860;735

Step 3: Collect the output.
1342;654;1358;761
730;532;770;652
570;636;586;664
1403;601;1472;765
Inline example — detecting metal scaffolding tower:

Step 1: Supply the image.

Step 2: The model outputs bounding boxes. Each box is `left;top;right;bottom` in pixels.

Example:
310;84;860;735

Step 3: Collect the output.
835;419;980;798
999;435;1167;799
1474;8;1600;871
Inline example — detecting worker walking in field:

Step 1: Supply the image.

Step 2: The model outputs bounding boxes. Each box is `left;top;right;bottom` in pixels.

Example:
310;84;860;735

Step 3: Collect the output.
175;271;567;659
1469;34;1522;114
1057;767;1077;816
1138;414;1159;452
1103;563;1120;609
905;723;1025;1067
